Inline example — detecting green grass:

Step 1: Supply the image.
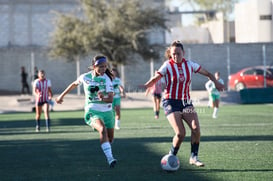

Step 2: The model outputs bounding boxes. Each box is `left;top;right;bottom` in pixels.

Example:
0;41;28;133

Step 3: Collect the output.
0;105;273;181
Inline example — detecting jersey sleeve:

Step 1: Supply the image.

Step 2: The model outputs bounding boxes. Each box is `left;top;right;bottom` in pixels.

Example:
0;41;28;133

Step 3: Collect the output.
189;60;201;73
157;61;169;77
47;79;52;87
33;79;38;89
119;78;124;87
76;74;85;85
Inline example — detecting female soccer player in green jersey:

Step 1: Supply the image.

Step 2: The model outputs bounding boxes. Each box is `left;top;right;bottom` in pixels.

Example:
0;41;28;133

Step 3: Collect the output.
111;68;126;130
55;55;117;168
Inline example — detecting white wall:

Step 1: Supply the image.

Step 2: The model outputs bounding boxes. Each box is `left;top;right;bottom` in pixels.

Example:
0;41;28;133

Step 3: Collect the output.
165;26;211;44
235;0;272;43
201;12;225;43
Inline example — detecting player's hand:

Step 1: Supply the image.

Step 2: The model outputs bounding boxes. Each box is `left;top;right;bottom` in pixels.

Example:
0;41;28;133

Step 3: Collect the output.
55;96;63;104
216;82;225;91
97;91;104;101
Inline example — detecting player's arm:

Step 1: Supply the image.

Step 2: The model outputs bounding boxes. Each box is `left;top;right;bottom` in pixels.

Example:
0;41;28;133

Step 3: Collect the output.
144;73;161;89
98;76;114;103
99;92;114;103
198;68;224;91
119;85;126;97
55;80;79;104
145;87;151;96
48;87;53;99
33;81;39;97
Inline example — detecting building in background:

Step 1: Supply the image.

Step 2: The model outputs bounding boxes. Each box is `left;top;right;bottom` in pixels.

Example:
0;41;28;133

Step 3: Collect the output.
1;0;272;47
0;0;272;93
235;0;273;43
166;0;273;44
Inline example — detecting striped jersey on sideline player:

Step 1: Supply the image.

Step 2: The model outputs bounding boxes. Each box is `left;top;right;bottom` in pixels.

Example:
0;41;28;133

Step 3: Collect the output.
33;78;52;103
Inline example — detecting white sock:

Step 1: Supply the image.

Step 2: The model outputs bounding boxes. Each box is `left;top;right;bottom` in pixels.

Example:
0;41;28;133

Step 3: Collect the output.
101;142;114;163
213;108;218;117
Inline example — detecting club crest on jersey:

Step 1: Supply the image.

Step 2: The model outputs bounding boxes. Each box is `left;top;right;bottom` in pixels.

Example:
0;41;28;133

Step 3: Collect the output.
179;75;185;82
100;80;104;85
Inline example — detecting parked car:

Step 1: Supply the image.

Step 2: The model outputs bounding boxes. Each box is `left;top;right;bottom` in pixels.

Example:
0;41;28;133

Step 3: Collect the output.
228;66;273;91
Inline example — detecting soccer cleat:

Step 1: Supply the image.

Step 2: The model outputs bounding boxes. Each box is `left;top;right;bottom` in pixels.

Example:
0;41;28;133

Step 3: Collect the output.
189;156;205;167
46;127;50;132
115;120;120;130
109;158;117;168
35;126;40;132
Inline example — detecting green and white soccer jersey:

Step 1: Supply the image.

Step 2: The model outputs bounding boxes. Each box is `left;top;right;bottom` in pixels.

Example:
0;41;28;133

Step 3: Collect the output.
77;71;114;128
77;71;113;112
205;79;224;101
112;77;123;108
112;77;123;99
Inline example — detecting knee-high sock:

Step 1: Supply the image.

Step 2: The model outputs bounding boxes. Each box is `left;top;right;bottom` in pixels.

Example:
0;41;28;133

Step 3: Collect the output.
101;142;114;162
191;143;199;157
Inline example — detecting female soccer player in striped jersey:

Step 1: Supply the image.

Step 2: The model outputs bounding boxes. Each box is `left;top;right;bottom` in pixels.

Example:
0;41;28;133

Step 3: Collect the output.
145;41;224;167
33;70;53;132
55;55;117;168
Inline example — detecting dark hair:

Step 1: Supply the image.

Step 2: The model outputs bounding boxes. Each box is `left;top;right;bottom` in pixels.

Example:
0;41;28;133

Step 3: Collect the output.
38;69;45;74
111;68;120;77
171;40;184;52
105;69;113;81
92;55;106;65
91;55;113;81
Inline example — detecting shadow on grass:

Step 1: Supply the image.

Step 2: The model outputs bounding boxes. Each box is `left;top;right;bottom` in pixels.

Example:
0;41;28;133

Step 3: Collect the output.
1;133;273;181
0;137;211;181
1;116;273;181
1;117;273;142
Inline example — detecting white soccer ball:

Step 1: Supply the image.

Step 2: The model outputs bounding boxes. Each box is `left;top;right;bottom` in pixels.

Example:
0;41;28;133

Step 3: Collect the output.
160;154;180;171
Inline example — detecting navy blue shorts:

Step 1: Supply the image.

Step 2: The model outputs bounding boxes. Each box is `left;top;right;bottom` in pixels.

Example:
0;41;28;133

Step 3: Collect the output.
162;99;193;116
153;93;162;99
36;101;48;106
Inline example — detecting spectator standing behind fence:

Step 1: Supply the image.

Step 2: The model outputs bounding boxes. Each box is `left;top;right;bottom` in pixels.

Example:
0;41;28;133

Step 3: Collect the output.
33;70;53;132
145;40;224;167
112;68;126;130
33;66;38;80
205;71;224;119
20;66;30;94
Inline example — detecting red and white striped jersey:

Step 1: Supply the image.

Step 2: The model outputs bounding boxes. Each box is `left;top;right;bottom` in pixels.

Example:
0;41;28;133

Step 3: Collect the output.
157;58;201;100
33;78;52;103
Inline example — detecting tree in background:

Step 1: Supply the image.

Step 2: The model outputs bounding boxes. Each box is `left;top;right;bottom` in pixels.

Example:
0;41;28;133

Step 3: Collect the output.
49;0;167;66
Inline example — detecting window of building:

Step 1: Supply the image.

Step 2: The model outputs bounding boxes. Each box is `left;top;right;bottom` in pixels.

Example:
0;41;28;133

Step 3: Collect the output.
260;15;272;20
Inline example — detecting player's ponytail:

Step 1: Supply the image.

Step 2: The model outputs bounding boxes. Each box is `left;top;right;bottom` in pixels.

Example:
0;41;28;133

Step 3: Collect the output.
105;69;113;81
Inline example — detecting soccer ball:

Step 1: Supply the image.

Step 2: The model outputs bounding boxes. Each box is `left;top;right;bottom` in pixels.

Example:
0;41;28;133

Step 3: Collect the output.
160;154;180;171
